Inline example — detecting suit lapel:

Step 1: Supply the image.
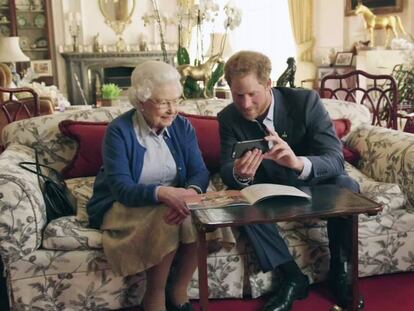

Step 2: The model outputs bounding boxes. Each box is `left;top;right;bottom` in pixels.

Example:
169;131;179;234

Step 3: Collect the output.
273;88;292;145
257;88;295;184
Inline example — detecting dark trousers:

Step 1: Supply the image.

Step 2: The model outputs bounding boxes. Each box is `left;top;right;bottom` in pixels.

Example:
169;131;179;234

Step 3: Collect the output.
243;174;360;272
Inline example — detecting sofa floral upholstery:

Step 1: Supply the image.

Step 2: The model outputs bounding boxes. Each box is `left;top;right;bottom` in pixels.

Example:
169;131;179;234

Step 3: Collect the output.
0;99;413;310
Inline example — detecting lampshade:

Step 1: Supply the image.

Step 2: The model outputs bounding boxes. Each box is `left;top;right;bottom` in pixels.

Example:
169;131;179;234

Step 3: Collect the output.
207;32;233;59
0;37;30;63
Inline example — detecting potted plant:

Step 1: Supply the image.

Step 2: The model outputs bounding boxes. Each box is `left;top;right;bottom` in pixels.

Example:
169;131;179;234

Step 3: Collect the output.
101;83;122;106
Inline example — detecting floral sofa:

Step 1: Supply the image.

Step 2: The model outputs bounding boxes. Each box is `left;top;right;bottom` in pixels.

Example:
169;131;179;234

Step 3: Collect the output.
0;98;413;310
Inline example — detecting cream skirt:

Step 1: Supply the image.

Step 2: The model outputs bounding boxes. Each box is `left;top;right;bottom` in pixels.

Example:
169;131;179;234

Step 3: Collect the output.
101;202;236;276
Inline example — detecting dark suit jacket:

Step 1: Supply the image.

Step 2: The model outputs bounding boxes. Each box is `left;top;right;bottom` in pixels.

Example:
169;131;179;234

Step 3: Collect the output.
218;87;344;189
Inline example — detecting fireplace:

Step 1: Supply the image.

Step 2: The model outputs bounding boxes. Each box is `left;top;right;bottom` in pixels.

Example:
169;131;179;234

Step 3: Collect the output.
62;51;175;105
103;66;135;87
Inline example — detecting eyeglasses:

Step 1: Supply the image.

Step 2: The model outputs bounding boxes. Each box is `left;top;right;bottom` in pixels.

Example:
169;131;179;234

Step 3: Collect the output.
147;98;182;110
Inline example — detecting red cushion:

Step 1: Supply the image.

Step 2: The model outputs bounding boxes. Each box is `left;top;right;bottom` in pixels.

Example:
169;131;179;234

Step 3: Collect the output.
343;145;360;165
59;120;108;179
332;118;360;164
332;118;351;139
180;113;221;172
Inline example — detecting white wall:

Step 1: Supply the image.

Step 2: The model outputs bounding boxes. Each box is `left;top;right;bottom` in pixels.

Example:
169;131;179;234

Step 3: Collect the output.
52;0;414;94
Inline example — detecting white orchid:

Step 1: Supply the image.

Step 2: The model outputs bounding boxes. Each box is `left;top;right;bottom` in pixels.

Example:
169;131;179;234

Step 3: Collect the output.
223;3;242;31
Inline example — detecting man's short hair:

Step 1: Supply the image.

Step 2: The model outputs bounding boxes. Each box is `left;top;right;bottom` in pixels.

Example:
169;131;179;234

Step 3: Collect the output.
224;51;272;86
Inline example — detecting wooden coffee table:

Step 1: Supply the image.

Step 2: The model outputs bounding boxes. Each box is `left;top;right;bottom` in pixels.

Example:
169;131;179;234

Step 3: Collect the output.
191;184;382;311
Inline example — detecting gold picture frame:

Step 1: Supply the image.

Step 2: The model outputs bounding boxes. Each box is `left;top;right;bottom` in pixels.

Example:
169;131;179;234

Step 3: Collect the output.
345;0;403;16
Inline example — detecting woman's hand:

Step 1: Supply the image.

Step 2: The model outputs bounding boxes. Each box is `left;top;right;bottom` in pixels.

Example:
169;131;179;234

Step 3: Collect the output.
263;128;304;173
158;187;198;225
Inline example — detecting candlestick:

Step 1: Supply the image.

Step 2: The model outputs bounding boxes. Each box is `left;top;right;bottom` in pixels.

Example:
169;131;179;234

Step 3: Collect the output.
68;12;81;52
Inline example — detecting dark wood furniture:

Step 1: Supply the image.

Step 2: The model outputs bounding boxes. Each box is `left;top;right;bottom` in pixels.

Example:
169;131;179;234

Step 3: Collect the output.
319;70;399;130
0;86;54;151
0;0;57;85
192;185;382;311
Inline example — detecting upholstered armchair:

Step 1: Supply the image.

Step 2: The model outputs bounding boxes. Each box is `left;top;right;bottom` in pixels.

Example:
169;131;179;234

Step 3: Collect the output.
0;64;55;152
0;86;54;152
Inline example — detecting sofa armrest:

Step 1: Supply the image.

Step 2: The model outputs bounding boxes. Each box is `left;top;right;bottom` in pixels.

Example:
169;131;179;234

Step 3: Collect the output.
346;124;414;207
0;144;46;265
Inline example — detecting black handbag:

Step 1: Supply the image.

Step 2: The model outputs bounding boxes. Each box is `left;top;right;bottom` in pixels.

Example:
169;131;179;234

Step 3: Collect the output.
19;150;77;222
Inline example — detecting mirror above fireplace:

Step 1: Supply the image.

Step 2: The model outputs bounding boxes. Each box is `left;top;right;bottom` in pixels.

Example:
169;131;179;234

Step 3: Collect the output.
98;0;136;41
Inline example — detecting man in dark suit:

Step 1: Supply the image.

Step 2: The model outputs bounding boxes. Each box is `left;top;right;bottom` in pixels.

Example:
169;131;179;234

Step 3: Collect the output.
217;51;360;311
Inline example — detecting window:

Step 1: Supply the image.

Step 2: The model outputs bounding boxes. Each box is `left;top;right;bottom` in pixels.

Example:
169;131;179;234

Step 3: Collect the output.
228;0;296;79
189;1;296;81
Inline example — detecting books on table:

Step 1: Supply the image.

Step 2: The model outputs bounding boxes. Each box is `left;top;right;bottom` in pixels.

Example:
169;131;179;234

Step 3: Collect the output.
185;183;311;210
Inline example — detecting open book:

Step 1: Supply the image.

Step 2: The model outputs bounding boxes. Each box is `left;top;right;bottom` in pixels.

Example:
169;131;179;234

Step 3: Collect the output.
185;183;311;210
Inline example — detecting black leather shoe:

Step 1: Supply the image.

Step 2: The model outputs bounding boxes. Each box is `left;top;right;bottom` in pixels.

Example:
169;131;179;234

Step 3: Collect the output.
263;275;309;311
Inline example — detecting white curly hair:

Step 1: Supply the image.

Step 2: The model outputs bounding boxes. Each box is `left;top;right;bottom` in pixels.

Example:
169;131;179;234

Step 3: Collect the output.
127;61;182;109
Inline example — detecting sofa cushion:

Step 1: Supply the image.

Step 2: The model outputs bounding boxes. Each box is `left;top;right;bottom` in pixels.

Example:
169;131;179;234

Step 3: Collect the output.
42;216;103;250
332;118;351;138
59;120;108;179
331;118;360;164
322;98;372;133
180;112;221;172
66;176;95;223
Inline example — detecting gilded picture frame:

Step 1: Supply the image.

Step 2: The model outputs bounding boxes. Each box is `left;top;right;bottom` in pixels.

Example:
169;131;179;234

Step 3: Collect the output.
345;0;403;16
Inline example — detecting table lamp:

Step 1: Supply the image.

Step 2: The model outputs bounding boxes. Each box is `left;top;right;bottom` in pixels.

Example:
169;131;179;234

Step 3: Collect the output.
0;36;30;85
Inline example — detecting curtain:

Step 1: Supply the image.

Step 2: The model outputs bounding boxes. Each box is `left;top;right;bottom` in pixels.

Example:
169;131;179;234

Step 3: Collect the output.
288;0;314;62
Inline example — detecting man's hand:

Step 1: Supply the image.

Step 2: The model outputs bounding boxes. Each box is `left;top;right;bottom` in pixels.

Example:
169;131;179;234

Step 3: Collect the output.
263;128;304;173
234;148;264;180
158;187;197;225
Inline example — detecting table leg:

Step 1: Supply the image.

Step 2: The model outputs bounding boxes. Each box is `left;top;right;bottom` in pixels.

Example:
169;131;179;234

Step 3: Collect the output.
197;228;209;311
350;214;360;311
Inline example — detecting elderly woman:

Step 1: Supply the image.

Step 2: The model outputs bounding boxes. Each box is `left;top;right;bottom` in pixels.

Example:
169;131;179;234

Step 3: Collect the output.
87;61;208;311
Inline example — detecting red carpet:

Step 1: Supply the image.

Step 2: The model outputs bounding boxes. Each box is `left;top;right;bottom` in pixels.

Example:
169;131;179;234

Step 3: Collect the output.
191;272;414;311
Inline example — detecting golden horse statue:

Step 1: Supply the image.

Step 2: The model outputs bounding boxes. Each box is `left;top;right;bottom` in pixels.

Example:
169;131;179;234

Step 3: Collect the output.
355;3;408;48
177;54;224;98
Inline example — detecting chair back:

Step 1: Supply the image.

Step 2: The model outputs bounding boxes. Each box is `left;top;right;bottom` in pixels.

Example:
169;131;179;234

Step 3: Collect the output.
319;70;398;130
391;64;414;112
0;87;41;147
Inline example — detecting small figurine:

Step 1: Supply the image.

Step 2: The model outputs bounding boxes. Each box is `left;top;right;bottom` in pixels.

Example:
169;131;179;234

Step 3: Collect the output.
355;3;410;48
276;57;296;88
116;37;126;52
93;33;103;53
138;33;149;51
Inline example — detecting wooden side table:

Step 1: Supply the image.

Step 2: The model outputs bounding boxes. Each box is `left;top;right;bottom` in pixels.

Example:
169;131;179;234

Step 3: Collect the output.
191;185;382;311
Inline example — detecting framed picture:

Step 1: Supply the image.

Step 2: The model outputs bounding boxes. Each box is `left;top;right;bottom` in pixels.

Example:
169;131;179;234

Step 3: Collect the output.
31;60;52;77
345;0;403;16
334;52;354;67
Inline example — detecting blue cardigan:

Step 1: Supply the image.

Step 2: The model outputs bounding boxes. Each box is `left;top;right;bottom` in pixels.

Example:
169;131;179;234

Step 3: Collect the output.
87;109;210;229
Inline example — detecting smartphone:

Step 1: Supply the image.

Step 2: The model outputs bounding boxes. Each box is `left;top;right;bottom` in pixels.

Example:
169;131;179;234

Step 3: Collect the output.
231;138;269;159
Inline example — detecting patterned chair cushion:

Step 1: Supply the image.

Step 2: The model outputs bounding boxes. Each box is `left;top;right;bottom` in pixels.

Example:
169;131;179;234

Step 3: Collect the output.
66;176;95;223
42;216;102;250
